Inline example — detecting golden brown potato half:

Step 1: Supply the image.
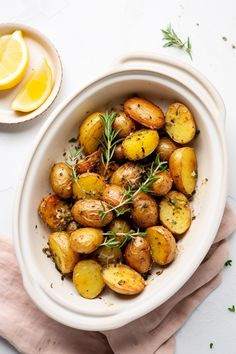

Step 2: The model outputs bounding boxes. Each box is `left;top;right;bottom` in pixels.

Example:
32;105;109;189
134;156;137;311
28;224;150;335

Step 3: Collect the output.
146;226;176;265
50;162;72;199
113;144;125;162
73;260;105;299
156;137;178;161
108;218;131;244
70;228;103;253
113;111;136;138
102;263;145;295
71;199;113;227
151;170;173;196
93;246;122;267
159;190;191;236
125;236;152;273
110;162;143;189
38;194;72;231
65;221;78;235
78;112;104;154
76;150;101;174
165;103;196;144
48;232;79;274
122;129;159;161
131;192;158;228
72;172;105;199
169;147;197;196
124;97;165;129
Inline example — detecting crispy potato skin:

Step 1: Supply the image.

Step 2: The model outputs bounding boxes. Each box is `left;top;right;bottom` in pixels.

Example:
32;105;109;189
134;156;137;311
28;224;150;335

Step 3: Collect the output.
165;103;196;144
156;137;178;161
73;260;105;299
108;218;131;244
76;150;101;174
151;170;173;196
124;97;165;129
70;228;103;253
159;190;191;236
146;226;176;265
110;162;143;189
50;162;72;199
72;172;105;199
131;192;158;228
93;246;122;267
113;144;125;162
102;264;145;295
78;112;104;154
71;199;113;227
38;194;72;231
95;161;119;181
122;129;159;160
102;184;126;213
169;147;197;196
48;232;79;274
113;111;136;138
125;236;152;273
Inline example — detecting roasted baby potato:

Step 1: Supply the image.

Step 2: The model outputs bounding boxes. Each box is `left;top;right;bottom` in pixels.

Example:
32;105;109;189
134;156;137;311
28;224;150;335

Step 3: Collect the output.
125;236;152;273
113;144;125;162
102;263;145;295
71;199;113;227
146;226;176;265
78;112;104;154
73;172;105;199
165;103;196;144
48;232;79;274
70;228;103;253
76;149;101;174
110;162;143;189
73;260;105;299
113;111;136;138
156;137;178;161
124;97;165;129
122;129;159;160
159;190;191;236
169;147;197;196
131;192;158;228
50;162;72;199
151;170;173;196
38;194;72;231
93;246;122;267
102;184;126;210
108;218;131;244
65;221;78;235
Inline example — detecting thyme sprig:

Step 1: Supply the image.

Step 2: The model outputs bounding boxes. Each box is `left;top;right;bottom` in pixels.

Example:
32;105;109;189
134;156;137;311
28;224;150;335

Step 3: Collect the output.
161;24;192;59
101;229;147;248
67;146;84;180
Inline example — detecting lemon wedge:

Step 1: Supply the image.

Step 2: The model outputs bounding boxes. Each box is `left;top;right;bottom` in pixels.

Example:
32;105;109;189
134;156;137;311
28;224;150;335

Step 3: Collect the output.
0;30;28;90
11;58;53;112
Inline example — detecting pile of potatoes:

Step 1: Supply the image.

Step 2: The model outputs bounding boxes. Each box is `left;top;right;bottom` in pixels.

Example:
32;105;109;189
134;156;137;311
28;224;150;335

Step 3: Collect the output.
38;97;198;299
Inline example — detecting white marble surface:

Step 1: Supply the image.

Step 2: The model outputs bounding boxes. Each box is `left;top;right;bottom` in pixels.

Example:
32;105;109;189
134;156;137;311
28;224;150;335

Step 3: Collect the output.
0;0;236;353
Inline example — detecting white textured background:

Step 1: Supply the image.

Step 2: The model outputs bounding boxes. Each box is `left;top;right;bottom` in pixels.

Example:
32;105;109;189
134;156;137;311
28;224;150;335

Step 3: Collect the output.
0;0;236;353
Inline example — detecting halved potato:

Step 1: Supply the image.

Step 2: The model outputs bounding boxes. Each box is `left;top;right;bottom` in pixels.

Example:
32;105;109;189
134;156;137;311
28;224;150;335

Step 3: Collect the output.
151;170;173;196
125;236;152;273
156;137;178;161
70;228;103;253
71;199;113;227
110;162;143;189
165;103;196;144
169;147;197;196
93;246;122;267
50;162;72;199
131;192;158;228
76;149;101;174
78;112;104;154
124;97;165;129
113;111;136;138
73;260;105;299
146;226;176;265
122;129;159;160
159;190;191;236
73;172;105;199
48;232;79;274
102;264;145;295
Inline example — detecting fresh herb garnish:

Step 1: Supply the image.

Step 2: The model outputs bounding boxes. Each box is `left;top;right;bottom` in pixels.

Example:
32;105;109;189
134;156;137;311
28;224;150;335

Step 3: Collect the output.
67;146;84;180
161;24;192;59
225;259;232;267
228;305;235;313
101;229;146;248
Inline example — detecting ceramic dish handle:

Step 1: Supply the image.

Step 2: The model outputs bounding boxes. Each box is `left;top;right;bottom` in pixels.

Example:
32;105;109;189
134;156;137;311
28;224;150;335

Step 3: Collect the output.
113;52;226;128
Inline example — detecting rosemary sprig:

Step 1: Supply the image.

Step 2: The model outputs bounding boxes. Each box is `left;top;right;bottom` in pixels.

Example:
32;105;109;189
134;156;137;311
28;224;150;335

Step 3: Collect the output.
67;146;84;180
100;111;123;175
101;229;147;248
161;24;192;59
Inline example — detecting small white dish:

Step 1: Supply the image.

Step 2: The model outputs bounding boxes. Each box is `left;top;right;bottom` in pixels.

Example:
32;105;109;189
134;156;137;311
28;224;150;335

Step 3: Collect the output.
0;23;62;124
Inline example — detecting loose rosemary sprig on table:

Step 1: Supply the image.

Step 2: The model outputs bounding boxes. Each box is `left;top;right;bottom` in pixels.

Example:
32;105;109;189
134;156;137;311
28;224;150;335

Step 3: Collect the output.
67;146;84;180
101;229;147;248
161;24;192;59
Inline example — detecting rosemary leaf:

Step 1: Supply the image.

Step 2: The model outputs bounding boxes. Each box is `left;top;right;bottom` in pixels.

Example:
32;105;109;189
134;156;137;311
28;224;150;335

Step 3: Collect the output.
161;24;193;59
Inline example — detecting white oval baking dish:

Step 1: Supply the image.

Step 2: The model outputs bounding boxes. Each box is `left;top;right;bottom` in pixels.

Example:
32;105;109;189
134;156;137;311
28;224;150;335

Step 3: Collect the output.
14;53;227;331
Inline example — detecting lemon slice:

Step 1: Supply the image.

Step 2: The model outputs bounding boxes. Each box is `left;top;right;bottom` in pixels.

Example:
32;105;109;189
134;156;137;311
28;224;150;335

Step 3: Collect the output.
0;30;28;90
11;58;53;112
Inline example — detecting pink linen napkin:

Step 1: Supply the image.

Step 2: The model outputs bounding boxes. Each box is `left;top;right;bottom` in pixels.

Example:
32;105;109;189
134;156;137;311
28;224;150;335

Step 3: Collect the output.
0;204;236;354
